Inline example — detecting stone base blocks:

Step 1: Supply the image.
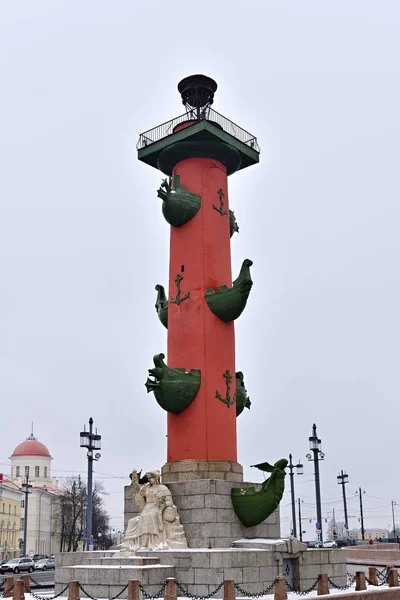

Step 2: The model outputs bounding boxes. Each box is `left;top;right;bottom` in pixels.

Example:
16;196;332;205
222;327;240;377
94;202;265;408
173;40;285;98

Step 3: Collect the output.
167;479;281;548
55;543;347;599
125;478;280;548
63;575;377;600
161;460;243;483
63;468;348;600
298;547;346;592
54;553;175;599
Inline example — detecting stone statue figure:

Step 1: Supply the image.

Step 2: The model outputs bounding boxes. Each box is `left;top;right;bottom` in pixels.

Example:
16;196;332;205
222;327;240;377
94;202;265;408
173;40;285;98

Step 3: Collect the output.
122;469;187;552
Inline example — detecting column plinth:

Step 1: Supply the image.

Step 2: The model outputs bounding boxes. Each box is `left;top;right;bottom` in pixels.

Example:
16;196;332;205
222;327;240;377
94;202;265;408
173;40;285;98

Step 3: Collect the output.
162;460;243;483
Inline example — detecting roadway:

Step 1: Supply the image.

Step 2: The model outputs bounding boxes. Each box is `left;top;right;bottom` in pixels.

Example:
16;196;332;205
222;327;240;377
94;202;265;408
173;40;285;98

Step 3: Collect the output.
0;569;54;588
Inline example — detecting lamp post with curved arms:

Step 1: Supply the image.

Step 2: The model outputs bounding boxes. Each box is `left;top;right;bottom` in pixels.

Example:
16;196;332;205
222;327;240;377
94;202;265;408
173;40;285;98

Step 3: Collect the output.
337;470;349;534
21;475;32;557
355;488;366;540
288;454;303;538
306;423;325;544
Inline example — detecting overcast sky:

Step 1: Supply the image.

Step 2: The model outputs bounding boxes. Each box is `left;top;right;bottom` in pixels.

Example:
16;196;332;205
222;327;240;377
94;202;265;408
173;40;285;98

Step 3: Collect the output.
1;1;400;540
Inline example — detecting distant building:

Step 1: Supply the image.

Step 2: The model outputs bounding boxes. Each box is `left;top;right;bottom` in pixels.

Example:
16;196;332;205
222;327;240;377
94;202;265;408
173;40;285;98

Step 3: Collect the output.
349;528;389;540
9;432;60;556
10;433;58;490
0;476;23;559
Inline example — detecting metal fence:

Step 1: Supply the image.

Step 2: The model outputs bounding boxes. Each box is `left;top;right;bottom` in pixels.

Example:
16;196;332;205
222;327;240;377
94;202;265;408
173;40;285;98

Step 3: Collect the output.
136;108;260;153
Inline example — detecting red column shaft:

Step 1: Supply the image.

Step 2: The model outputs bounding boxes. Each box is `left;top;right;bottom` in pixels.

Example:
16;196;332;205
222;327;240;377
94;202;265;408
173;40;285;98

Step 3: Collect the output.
167;157;237;462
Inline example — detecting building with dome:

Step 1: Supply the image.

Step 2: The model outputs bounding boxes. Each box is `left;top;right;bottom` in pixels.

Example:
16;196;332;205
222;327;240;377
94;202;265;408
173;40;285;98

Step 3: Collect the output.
9;431;60;556
10;433;58;490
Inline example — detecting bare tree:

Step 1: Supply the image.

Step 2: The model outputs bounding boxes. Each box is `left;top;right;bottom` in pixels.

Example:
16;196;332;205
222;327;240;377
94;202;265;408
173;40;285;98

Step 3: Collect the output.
327;517;346;540
92;482;111;547
389;525;400;539
54;477;110;551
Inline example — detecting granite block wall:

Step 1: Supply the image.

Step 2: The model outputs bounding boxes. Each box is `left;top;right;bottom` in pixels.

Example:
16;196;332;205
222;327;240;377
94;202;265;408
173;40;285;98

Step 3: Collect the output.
125;479;280;548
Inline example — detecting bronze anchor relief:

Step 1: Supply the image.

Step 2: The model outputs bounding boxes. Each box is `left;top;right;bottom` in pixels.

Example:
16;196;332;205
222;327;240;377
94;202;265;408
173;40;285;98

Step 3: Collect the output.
212;188;229;216
170;273;190;305
216;369;236;408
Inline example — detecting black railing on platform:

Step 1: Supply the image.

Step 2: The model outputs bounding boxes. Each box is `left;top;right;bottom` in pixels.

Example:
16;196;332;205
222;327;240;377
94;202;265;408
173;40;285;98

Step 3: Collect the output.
136;107;260;153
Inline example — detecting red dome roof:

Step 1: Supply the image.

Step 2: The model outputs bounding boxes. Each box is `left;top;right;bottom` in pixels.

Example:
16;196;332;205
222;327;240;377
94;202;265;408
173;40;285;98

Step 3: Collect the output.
11;437;51;458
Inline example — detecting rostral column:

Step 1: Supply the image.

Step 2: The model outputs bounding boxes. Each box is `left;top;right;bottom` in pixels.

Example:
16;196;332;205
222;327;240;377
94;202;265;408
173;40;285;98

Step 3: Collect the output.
139;75;259;482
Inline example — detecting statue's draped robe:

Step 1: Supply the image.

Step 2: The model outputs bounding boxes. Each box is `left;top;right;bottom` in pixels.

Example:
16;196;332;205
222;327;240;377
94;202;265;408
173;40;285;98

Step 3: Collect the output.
124;483;171;551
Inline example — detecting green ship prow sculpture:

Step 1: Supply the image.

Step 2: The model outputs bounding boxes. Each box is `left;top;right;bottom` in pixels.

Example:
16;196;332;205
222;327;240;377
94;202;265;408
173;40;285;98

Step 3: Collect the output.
155;284;168;329
157;174;201;227
145;353;201;415
231;458;288;527
235;371;251;417
229;210;239;238
205;259;253;322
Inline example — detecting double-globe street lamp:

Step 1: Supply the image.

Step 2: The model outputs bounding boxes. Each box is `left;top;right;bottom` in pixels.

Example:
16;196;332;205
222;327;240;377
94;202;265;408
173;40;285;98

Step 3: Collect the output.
288;454;303;538
306;423;325;544
80;418;101;550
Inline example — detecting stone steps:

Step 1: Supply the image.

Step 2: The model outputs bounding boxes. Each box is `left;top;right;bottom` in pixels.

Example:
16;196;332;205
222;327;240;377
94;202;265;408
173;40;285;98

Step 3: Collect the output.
55;544;347;599
86;556;161;566
55;563;175;599
167;527;188;549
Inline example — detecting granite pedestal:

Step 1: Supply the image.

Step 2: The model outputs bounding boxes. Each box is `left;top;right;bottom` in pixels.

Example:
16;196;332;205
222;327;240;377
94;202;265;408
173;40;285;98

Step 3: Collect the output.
54;466;347;598
54;541;347;598
125;478;280;549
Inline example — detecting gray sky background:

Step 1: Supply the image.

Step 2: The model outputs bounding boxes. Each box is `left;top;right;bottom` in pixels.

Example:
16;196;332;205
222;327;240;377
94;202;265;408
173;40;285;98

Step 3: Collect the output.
1;1;400;540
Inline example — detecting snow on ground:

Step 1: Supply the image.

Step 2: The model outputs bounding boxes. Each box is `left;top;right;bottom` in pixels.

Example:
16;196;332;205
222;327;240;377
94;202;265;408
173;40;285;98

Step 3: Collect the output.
25;593;55;599
233;539;287;544
24;584;392;600
64;564;176;569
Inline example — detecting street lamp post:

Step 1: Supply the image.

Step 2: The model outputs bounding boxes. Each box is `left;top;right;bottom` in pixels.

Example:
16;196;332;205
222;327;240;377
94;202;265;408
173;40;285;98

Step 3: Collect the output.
80;418;101;551
391;501;397;539
298;498;304;542
288;454;303;538
337;470;349;535
356;488;366;540
116;529;123;545
109;527;115;548
21;475;32;557
306;423;325;544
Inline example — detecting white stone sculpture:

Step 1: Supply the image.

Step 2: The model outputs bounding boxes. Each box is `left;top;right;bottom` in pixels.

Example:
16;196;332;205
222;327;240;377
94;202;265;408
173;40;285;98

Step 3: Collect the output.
122;469;187;552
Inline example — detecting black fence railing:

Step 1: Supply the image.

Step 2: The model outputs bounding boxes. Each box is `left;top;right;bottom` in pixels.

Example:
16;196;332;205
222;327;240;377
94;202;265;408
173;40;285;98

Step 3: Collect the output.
136;107;260;153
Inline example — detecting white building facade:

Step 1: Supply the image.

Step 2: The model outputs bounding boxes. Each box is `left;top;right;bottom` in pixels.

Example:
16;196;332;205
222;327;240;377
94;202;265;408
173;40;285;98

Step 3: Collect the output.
10;433;59;555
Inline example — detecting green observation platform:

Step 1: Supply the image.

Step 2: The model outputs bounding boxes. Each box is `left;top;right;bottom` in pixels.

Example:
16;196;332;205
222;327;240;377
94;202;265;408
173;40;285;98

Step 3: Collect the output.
136;75;260;176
